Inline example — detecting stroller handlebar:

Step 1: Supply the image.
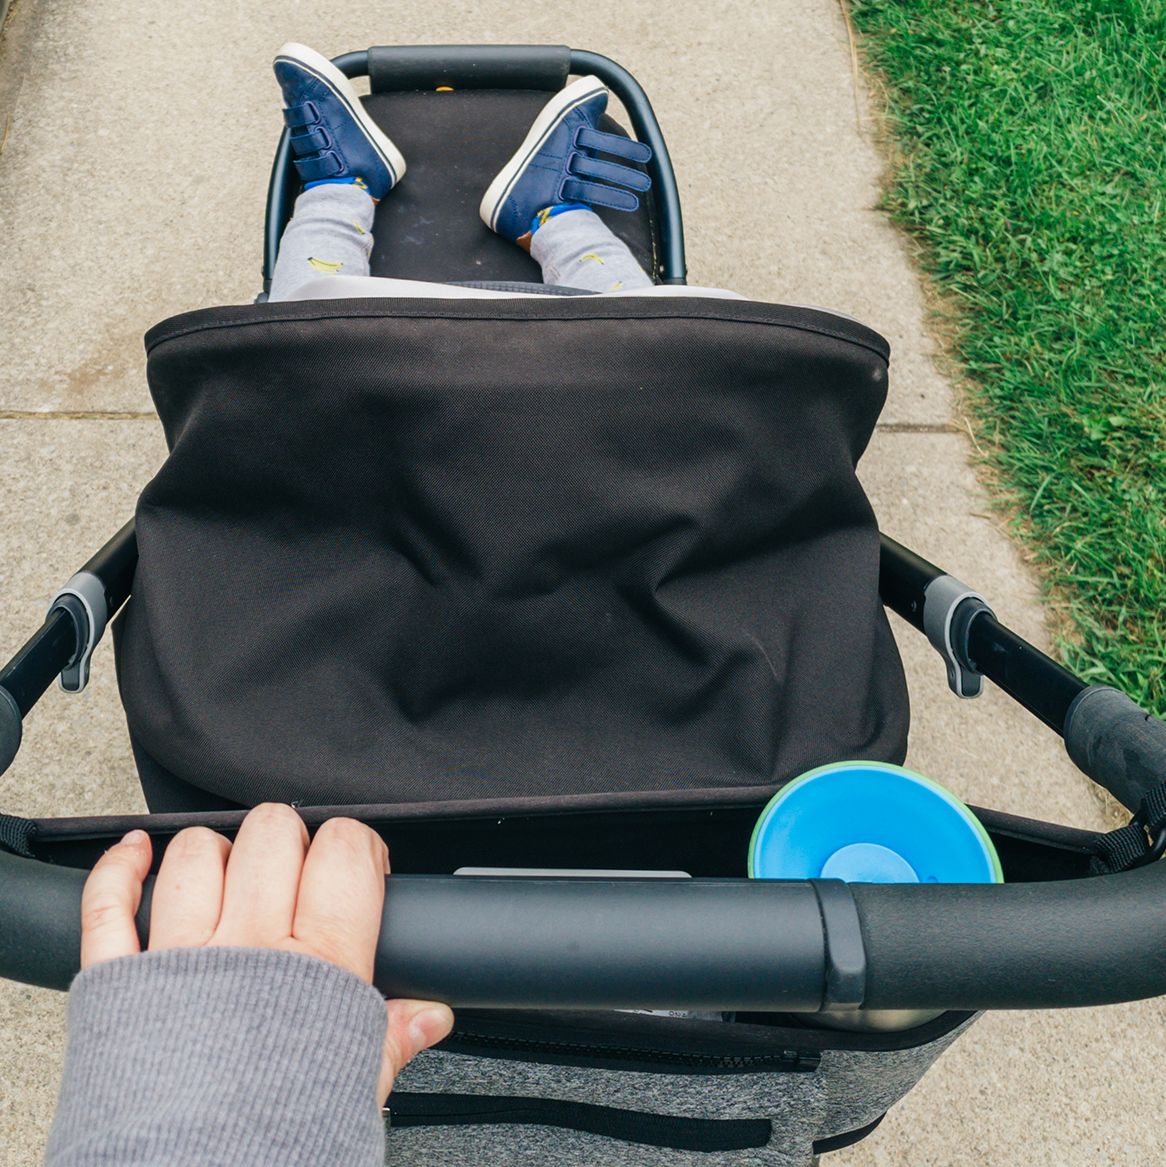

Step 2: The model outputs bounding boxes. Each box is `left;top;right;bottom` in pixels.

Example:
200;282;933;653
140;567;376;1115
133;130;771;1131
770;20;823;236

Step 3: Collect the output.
4;845;1166;1011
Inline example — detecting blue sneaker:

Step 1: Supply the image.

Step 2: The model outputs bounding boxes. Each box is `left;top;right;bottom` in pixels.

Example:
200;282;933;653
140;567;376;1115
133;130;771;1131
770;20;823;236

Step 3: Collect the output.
480;75;652;242
273;42;405;201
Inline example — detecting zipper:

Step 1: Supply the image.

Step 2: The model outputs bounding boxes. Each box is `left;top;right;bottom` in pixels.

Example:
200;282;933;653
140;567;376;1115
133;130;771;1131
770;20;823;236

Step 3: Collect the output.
446;1028;820;1072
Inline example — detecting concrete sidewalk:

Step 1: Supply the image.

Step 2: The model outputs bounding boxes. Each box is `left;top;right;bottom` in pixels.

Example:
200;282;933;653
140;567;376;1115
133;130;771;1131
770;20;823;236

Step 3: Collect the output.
1;1;1162;1162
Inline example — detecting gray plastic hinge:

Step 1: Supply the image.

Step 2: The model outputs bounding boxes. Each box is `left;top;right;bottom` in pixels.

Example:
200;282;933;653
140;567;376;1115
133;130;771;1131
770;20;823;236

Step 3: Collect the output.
922;575;993;699
47;571;109;694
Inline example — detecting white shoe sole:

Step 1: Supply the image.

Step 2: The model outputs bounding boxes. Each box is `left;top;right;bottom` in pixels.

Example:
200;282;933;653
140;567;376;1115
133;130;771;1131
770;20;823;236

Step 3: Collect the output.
479;75;608;232
274;41;407;186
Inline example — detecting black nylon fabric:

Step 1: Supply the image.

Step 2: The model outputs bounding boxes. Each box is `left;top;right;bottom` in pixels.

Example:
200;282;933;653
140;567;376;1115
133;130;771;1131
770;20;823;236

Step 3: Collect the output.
118;297;907;811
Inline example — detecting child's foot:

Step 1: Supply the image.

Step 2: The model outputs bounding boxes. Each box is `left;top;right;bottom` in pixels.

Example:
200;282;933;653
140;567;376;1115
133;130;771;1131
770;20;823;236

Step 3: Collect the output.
479;76;652;247
273;42;405;201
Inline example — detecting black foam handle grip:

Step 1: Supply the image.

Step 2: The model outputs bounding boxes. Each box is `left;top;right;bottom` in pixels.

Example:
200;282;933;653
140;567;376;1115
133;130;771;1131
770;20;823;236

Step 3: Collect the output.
0;852;830;1007
855;858;1166;1008
1064;685;1166;812
375;876;829;1010
367;45;571;93
7;845;1166;1010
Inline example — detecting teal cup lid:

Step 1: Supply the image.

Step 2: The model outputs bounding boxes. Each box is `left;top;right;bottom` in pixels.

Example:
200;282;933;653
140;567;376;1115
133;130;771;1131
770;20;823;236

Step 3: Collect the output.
748;761;1003;884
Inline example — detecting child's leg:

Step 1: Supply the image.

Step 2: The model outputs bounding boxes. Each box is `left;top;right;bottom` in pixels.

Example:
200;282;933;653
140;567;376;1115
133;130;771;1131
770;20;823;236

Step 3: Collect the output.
268;183;376;302
480;77;657;294
529;207;654;293
268;43;404;302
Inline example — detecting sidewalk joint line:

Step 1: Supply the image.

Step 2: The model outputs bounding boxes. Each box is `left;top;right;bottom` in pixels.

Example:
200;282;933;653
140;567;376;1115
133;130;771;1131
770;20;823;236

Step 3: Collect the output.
0;411;156;420
876;422;958;433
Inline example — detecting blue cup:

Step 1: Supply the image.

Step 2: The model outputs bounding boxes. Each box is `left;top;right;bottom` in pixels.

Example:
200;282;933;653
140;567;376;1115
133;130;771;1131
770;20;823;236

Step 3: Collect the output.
749;760;1003;1028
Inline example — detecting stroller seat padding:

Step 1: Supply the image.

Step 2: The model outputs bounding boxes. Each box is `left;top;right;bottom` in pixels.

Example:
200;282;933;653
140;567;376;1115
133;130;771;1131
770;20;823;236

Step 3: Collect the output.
362;90;657;284
121;297;907;813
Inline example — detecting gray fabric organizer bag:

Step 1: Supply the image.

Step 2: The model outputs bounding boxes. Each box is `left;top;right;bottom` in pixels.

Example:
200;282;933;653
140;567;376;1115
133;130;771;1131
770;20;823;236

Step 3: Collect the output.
389;1010;975;1165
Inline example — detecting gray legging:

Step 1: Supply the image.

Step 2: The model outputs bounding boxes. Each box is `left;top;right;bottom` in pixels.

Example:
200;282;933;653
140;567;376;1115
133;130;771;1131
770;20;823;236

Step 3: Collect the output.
268;182;654;301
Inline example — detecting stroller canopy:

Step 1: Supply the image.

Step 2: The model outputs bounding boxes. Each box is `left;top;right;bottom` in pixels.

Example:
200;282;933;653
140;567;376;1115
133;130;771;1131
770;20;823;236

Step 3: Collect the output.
119;296;907;814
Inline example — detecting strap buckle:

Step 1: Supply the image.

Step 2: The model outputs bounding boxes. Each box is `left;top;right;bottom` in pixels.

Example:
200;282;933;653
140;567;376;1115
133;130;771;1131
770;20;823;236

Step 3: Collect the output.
1127;818;1166;870
1089;785;1166;874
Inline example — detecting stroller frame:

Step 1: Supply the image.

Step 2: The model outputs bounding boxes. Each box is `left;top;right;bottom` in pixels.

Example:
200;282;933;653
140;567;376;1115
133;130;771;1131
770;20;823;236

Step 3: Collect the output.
3;41;1166;1164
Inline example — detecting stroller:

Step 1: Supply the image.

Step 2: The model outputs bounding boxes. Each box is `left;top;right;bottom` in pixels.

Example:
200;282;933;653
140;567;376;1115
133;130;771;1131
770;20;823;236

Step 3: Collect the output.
3;45;1166;1166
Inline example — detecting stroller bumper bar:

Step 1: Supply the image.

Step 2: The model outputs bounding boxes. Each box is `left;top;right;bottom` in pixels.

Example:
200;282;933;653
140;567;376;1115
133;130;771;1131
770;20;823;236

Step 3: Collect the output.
3;849;1166;1011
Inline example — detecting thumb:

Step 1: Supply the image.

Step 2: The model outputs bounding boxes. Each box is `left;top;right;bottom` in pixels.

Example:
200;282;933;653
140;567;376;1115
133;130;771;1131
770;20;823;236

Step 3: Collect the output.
378;999;455;1104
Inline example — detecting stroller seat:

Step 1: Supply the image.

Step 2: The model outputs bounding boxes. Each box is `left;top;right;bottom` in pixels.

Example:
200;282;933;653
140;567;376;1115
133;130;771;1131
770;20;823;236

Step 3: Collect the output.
363;88;657;284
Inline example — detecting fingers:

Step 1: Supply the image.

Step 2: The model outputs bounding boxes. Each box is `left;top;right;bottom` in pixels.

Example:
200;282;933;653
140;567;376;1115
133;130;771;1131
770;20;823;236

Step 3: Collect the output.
148;827;232;950
378;1000;455;1104
80;830;153;970
213;804;309;947
292;818;388;981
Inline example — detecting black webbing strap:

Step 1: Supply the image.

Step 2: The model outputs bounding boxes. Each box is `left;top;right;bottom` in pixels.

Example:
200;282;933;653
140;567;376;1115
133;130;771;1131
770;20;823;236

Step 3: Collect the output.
0;811;38;858
1089;783;1166;875
389;1092;771;1153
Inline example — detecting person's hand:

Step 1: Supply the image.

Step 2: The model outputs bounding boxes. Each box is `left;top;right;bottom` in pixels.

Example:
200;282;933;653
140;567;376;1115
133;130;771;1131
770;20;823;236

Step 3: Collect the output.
80;804;454;1103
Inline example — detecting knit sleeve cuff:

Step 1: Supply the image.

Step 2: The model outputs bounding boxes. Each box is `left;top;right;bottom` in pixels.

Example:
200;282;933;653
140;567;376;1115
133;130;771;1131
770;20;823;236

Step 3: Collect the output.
46;946;388;1166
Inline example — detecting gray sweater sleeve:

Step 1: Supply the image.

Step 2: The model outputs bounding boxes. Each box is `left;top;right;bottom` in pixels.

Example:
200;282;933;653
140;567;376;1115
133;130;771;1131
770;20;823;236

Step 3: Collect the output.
45;947;388;1166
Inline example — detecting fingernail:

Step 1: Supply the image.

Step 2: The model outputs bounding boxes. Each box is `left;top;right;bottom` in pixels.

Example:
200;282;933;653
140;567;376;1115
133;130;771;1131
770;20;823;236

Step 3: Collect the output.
409;1006;453;1049
120;829;147;845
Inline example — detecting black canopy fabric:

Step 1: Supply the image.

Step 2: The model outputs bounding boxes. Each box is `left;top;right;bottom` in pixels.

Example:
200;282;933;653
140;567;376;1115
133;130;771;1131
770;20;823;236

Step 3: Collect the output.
118;297;908;814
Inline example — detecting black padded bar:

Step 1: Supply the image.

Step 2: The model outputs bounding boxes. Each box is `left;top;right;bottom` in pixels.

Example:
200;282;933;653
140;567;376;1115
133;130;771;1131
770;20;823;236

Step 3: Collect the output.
0;610;77;772
2;522;139;687
5;842;1166;1009
881;534;1166;828
854;859;1166;1009
0;688;20;775
376;876;828;1009
1065;686;1166;813
0;852;833;1006
0;609;77;718
368;44;570;92
0;847;93;987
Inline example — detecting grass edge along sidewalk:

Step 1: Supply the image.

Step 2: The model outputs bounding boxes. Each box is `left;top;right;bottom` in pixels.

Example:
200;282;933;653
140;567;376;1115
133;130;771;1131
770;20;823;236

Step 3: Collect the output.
849;0;1166;715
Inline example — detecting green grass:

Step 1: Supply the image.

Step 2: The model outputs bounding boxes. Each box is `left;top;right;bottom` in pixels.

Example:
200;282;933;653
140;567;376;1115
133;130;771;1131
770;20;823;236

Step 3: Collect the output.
849;0;1166;713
